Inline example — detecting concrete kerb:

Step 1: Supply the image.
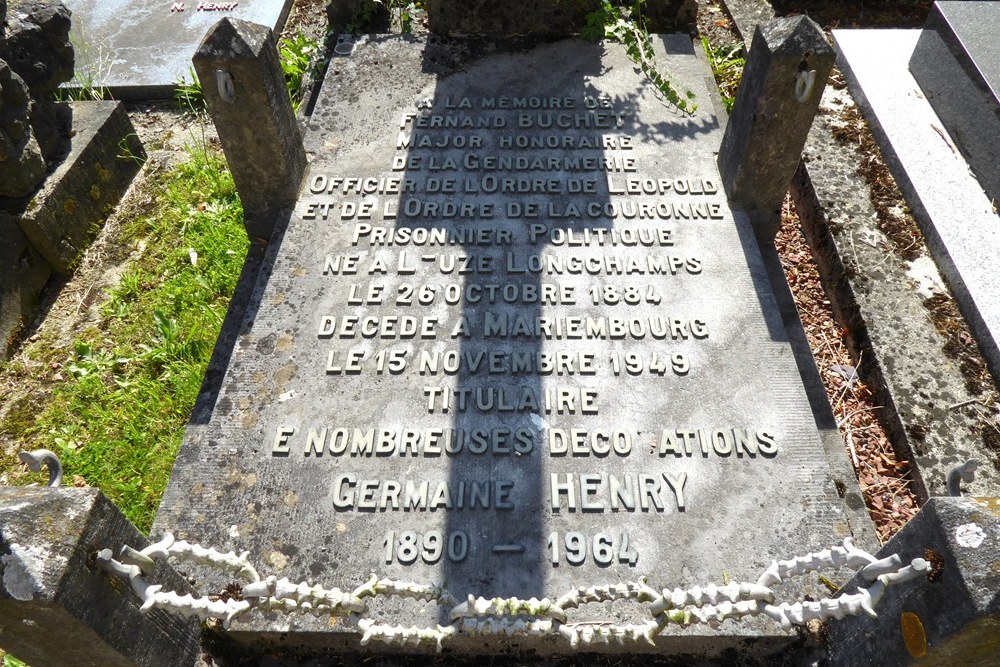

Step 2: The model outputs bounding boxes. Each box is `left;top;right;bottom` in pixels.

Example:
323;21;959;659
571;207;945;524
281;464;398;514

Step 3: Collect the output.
16;101;146;275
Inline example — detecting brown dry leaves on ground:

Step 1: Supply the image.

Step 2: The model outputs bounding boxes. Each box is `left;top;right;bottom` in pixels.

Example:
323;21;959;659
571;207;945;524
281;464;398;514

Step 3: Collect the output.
777;199;918;542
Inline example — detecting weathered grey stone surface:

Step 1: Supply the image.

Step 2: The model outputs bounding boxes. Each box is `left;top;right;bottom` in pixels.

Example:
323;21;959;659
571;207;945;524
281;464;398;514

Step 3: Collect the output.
1;0;73;90
156;35;867;656
835;30;1000;393
910;1;1000;214
0;0;7;54
718;15;834;241
2;0;75;162
791;83;1000;499
61;0;294;100
0;487;201;667
0;59;46;199
426;0;696;37
193;18;305;242
0;210;51;358
724;2;1000;498
828;496;1000;665
719;0;774;48
17;100;145;274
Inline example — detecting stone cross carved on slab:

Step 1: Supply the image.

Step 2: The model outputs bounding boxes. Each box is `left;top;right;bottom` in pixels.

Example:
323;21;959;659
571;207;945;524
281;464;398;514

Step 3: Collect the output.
717;15;835;242
193;17;307;242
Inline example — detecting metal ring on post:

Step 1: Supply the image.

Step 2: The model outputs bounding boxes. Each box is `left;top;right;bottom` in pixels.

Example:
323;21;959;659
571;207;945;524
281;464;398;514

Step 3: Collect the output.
947;459;978;496
795;70;817;103
18;449;63;487
216;69;236;103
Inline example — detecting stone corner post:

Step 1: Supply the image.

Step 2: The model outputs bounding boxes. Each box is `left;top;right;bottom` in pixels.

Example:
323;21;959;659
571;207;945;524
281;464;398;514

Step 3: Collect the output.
826;496;1000;664
193;18;307;243
718;15;835;242
1;486;201;667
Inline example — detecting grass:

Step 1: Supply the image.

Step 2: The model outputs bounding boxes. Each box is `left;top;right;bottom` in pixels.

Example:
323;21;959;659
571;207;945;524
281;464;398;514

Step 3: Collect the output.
0;143;247;532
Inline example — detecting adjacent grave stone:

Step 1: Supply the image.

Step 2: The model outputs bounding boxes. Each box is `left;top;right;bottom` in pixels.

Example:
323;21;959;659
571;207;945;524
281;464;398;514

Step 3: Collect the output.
155;34;864;656
61;0;294;99
909;1;1000;210
16;101;145;275
835;27;1000;390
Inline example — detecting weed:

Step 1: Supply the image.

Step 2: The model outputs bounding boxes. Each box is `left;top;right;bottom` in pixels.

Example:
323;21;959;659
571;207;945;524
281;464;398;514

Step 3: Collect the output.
396;1;425;33
174;67;205;115
56;35;112;101
701;36;745;113
584;1;696;114
279;33;323;112
117;134;146;165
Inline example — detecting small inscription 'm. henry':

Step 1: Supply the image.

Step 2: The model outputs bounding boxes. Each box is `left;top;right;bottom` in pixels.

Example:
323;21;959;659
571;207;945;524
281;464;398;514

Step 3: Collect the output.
170;2;239;13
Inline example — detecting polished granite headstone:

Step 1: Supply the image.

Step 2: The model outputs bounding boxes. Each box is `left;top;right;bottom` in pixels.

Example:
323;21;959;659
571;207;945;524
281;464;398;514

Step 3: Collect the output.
155;35;860;655
61;0;293;99
910;0;1000;207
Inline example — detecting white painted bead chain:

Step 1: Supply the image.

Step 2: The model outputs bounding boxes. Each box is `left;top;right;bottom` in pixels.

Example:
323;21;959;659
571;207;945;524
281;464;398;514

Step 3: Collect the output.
97;536;929;648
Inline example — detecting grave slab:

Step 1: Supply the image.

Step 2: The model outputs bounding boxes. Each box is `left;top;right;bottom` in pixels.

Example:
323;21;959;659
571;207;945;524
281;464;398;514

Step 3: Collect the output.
61;0;294;100
155;35;863;656
909;1;1000;210
834;30;1000;391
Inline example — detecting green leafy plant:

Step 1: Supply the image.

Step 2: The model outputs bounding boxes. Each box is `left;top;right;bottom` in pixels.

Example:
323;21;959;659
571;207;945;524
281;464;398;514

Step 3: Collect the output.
279;33;322;112
584;0;696;114
66;341;129;379
0;145;247;531
174;67;205;114
701;36;745;113
396;1;424;33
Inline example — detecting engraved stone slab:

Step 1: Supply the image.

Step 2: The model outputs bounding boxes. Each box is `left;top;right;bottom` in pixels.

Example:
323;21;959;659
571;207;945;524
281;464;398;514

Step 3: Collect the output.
155;36;857;656
61;0;294;99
